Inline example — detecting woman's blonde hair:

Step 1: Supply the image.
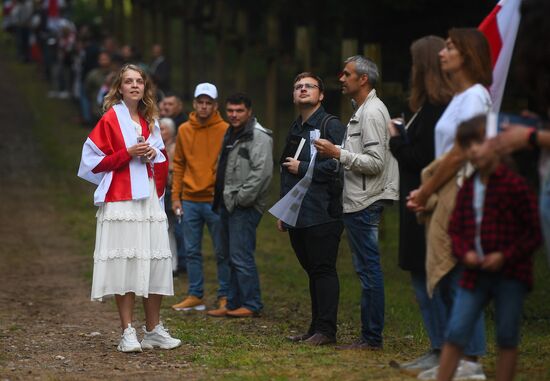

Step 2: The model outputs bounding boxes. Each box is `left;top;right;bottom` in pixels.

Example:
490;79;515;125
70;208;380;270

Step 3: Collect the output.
409;35;453;112
103;64;158;132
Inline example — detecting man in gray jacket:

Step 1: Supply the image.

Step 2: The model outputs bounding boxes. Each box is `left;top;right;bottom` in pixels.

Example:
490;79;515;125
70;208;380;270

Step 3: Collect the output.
315;55;399;349
209;93;273;318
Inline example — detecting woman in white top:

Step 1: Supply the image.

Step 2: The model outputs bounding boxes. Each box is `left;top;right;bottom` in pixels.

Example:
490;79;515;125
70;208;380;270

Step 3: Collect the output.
407;28;492;380
409;29;492;209
78;64;181;353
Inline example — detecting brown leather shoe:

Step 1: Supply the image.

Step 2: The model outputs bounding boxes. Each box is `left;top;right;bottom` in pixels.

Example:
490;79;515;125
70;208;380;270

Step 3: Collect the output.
335;340;382;351
226;307;259;318
286;333;313;342
303;333;336;346
206;307;228;317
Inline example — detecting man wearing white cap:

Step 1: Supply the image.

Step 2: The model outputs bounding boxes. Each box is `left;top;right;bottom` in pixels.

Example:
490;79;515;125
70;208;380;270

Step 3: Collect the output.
171;83;230;312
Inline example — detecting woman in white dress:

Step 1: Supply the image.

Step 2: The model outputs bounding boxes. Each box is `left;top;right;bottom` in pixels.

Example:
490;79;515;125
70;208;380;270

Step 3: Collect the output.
78;64;181;352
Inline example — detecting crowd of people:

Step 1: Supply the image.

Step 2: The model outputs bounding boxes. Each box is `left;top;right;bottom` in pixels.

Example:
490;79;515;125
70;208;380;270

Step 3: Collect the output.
7;1;550;380
2;0;173;127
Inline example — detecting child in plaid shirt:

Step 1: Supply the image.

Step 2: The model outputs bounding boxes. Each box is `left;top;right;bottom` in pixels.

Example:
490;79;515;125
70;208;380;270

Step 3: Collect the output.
436;115;542;381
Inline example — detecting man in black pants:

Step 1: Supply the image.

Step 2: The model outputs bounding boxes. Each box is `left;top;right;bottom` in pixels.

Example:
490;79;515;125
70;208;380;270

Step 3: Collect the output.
277;72;346;346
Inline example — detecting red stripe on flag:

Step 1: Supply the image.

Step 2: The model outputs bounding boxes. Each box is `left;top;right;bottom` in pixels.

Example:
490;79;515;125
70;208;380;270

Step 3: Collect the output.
48;0;59;18
479;4;502;67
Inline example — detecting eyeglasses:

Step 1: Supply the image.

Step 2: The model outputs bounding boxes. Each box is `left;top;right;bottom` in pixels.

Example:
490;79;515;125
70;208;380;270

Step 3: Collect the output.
293;83;319;91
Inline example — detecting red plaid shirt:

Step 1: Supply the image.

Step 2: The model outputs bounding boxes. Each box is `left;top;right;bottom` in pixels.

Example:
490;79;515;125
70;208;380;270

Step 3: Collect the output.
449;164;541;290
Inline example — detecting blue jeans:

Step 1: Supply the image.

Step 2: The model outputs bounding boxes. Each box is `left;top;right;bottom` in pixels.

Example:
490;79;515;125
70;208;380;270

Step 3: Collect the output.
411;271;447;350
438;266;486;356
343;201;385;347
79;84;91;125
182;200;229;298
220;206;263;312
174;217;187;271
446;274;527;349
540;176;550;266
165;190;186;271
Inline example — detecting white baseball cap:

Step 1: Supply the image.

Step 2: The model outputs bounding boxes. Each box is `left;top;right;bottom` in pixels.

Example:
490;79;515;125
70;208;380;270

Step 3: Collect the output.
194;82;218;100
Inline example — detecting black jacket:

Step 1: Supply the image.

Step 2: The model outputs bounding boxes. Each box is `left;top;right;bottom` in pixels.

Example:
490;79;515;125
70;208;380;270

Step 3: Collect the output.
389;101;447;272
280;106;346;228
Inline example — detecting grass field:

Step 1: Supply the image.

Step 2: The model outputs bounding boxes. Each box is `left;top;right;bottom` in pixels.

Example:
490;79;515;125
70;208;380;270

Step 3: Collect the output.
9;51;550;380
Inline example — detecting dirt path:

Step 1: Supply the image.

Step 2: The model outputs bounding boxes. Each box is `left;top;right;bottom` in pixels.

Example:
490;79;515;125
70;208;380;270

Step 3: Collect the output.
0;57;196;381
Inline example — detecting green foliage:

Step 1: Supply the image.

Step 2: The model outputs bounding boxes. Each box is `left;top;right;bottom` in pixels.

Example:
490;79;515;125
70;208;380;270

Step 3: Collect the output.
72;0;103;27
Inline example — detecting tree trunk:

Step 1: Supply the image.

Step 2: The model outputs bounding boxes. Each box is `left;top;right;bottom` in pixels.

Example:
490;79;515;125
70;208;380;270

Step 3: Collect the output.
340;38;358;122
295;26;311;71
214;1;226;95
235;10;248;92
266;14;279;150
131;0;144;50
181;14;191;101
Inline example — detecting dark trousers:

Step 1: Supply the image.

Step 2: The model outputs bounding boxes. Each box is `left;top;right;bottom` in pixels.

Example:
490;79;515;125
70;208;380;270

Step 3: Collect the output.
289;221;344;339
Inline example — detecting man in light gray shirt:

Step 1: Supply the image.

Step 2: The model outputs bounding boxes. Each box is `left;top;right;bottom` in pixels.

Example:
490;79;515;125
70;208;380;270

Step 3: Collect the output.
315;55;398;350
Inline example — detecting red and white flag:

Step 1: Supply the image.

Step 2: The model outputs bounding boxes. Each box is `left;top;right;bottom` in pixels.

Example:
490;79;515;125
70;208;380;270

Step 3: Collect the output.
479;0;521;113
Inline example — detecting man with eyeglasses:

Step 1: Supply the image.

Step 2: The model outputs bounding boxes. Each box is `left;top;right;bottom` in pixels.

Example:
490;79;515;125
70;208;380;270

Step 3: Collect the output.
314;56;399;351
277;72;346;346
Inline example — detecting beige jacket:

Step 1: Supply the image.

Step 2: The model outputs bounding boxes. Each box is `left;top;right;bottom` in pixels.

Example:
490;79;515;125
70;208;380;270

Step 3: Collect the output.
339;89;399;213
420;155;473;296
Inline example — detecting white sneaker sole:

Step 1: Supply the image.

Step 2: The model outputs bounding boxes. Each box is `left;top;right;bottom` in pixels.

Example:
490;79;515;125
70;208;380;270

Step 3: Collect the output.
173;304;206;311
117;345;142;353
141;340;182;350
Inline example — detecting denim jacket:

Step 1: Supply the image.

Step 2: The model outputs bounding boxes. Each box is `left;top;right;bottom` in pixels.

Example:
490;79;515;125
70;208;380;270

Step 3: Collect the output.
280;106;346;228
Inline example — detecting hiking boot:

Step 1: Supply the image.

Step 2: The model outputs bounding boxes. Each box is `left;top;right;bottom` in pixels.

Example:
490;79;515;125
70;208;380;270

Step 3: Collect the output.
400;350;440;374
117;324;142;353
417;360;486;380
140;323;182;350
172;295;205;311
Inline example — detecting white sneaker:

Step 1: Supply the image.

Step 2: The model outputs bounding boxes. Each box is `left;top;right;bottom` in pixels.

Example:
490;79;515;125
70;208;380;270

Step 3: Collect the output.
401;350;440;371
117;324;142;353
417;364;439;380
141;323;182;350
417;360;486;380
453;360;486;380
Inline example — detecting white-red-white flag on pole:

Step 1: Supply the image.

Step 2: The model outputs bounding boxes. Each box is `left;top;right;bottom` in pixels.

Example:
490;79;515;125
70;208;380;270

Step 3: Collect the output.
478;0;521;113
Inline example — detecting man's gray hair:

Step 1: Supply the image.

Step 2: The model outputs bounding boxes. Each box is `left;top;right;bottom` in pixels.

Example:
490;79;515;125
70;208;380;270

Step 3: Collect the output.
159;117;176;137
344;55;379;88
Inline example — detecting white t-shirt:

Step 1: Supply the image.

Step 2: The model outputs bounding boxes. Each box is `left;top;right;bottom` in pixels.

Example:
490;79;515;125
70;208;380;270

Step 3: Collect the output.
434;84;492;157
473;173;486;259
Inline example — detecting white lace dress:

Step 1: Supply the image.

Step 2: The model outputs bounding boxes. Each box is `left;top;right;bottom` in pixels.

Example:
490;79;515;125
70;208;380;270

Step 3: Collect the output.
90;178;174;301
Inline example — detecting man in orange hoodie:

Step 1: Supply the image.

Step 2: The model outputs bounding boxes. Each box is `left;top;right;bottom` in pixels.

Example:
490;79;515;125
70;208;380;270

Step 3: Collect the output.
171;83;230;312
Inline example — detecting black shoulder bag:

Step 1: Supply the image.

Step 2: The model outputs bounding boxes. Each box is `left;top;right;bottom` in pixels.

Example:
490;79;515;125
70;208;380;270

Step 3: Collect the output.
319;114;344;218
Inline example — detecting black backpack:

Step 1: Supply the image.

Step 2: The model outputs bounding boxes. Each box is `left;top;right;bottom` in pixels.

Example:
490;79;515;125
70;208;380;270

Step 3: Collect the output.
319;114;344;218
